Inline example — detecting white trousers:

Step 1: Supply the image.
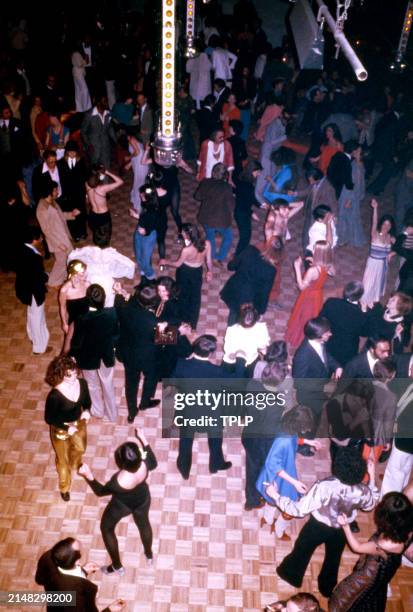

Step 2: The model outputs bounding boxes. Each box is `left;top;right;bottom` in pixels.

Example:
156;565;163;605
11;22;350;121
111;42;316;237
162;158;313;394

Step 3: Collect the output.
380;444;413;498
27;297;49;354
82;364;117;421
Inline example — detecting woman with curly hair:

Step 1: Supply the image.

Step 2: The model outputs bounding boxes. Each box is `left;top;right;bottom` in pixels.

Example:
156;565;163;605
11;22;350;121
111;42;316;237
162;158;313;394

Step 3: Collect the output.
44;355;91;502
160;223;212;330
330;492;413;611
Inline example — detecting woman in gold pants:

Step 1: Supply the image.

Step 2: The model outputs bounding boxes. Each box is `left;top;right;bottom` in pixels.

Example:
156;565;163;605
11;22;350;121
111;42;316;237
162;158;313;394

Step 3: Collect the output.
45;355;91;501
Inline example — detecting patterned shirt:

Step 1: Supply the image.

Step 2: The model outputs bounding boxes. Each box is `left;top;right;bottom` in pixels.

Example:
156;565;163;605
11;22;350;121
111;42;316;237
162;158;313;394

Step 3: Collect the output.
271;476;379;528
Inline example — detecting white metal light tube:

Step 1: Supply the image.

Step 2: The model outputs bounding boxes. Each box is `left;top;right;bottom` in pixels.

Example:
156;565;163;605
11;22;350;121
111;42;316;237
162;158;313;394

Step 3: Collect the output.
315;0;368;81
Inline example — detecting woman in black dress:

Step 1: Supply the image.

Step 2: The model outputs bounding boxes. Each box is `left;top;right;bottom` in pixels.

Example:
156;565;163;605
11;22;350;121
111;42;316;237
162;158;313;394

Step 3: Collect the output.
160;224;212;330
59;260;90;353
330;492;413;612
155;276;192;379
45;355;91;502
78;428;157;575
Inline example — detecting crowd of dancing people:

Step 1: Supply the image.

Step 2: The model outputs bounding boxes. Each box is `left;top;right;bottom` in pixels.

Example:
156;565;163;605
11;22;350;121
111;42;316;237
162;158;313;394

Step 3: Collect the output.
2;1;413;610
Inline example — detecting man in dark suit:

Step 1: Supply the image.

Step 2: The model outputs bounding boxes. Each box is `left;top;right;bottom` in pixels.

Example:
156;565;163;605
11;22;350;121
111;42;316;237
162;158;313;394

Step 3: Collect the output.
81;96;116;169
213;78;230;121
327;145;354;199
197;94;220;143
340;336;391;383
368;109;401;195
171;334;236;479
115;283;161;422
292;317;342;446
15;226;50;355
58;141;88;241
41;73;64;114
71;284;119;421
0;105;22;158
136;91;153;146
0;105;24;185
320;281;368;365
35;537;125;611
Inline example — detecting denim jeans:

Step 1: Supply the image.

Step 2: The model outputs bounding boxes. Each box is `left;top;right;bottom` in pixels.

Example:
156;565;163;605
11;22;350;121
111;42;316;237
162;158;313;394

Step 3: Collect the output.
204;225;233;261
240;109;251;141
134;229;157;279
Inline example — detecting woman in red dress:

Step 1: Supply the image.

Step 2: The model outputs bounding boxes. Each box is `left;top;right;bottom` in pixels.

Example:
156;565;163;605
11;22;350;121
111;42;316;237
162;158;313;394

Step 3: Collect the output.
310;123;343;175
285;241;333;348
221;93;241;138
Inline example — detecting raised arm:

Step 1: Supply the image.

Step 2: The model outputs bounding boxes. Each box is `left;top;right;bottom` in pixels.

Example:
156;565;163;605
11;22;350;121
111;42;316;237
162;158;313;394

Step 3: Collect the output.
102;170;124;193
288;200;304;219
370;198;379;241
294;257;318;291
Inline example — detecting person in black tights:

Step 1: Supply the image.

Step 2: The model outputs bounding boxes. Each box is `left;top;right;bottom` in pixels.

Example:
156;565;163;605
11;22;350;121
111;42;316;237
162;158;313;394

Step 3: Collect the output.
78;428;157;575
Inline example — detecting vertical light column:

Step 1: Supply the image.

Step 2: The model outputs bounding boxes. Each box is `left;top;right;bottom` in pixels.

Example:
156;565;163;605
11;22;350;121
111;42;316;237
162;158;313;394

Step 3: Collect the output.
185;0;196;58
154;0;182;165
162;0;175;137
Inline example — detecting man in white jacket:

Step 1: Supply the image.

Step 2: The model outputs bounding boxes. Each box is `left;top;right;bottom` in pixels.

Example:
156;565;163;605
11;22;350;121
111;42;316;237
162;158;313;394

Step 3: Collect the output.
210;36;237;85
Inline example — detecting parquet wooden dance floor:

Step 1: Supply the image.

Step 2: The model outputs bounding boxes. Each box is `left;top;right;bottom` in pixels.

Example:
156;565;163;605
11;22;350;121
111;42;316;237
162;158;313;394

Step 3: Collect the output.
0;155;412;611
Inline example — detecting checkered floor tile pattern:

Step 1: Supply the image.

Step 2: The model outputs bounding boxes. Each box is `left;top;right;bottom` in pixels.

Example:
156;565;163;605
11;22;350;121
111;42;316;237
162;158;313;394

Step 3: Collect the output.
0;146;412;611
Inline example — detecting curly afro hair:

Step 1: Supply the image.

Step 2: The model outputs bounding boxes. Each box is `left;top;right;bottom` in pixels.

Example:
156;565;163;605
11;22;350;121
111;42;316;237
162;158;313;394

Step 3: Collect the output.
332;446;367;486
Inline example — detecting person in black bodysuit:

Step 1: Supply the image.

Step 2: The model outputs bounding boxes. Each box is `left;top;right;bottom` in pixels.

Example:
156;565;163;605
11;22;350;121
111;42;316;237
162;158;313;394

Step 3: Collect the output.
78;428;157;575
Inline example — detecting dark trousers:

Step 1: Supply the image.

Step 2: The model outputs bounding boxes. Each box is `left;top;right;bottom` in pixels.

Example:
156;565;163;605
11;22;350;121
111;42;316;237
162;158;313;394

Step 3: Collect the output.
157;214;168;259
101;496;153;568
177;434;226;476
176;264;203;330
242;436;274;506
368;159;397;194
277;514;346;598
124;361;158;418
89;211;112;248
169;182;182;231
234;213;252;257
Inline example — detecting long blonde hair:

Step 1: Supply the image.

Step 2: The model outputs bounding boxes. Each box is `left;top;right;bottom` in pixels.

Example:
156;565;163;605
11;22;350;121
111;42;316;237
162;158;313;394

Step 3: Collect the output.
312;240;332;268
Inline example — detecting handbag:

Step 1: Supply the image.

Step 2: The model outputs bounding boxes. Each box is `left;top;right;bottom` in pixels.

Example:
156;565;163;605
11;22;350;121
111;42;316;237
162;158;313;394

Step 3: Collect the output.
154;325;178;346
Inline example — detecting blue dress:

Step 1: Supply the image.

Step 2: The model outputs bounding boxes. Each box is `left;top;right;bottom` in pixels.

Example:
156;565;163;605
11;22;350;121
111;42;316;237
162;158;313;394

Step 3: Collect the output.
256;434;299;503
337;160;366;247
262;164;296;205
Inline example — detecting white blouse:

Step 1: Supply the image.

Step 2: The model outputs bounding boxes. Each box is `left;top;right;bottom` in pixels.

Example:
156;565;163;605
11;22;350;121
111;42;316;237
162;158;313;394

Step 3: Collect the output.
223;322;271;366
